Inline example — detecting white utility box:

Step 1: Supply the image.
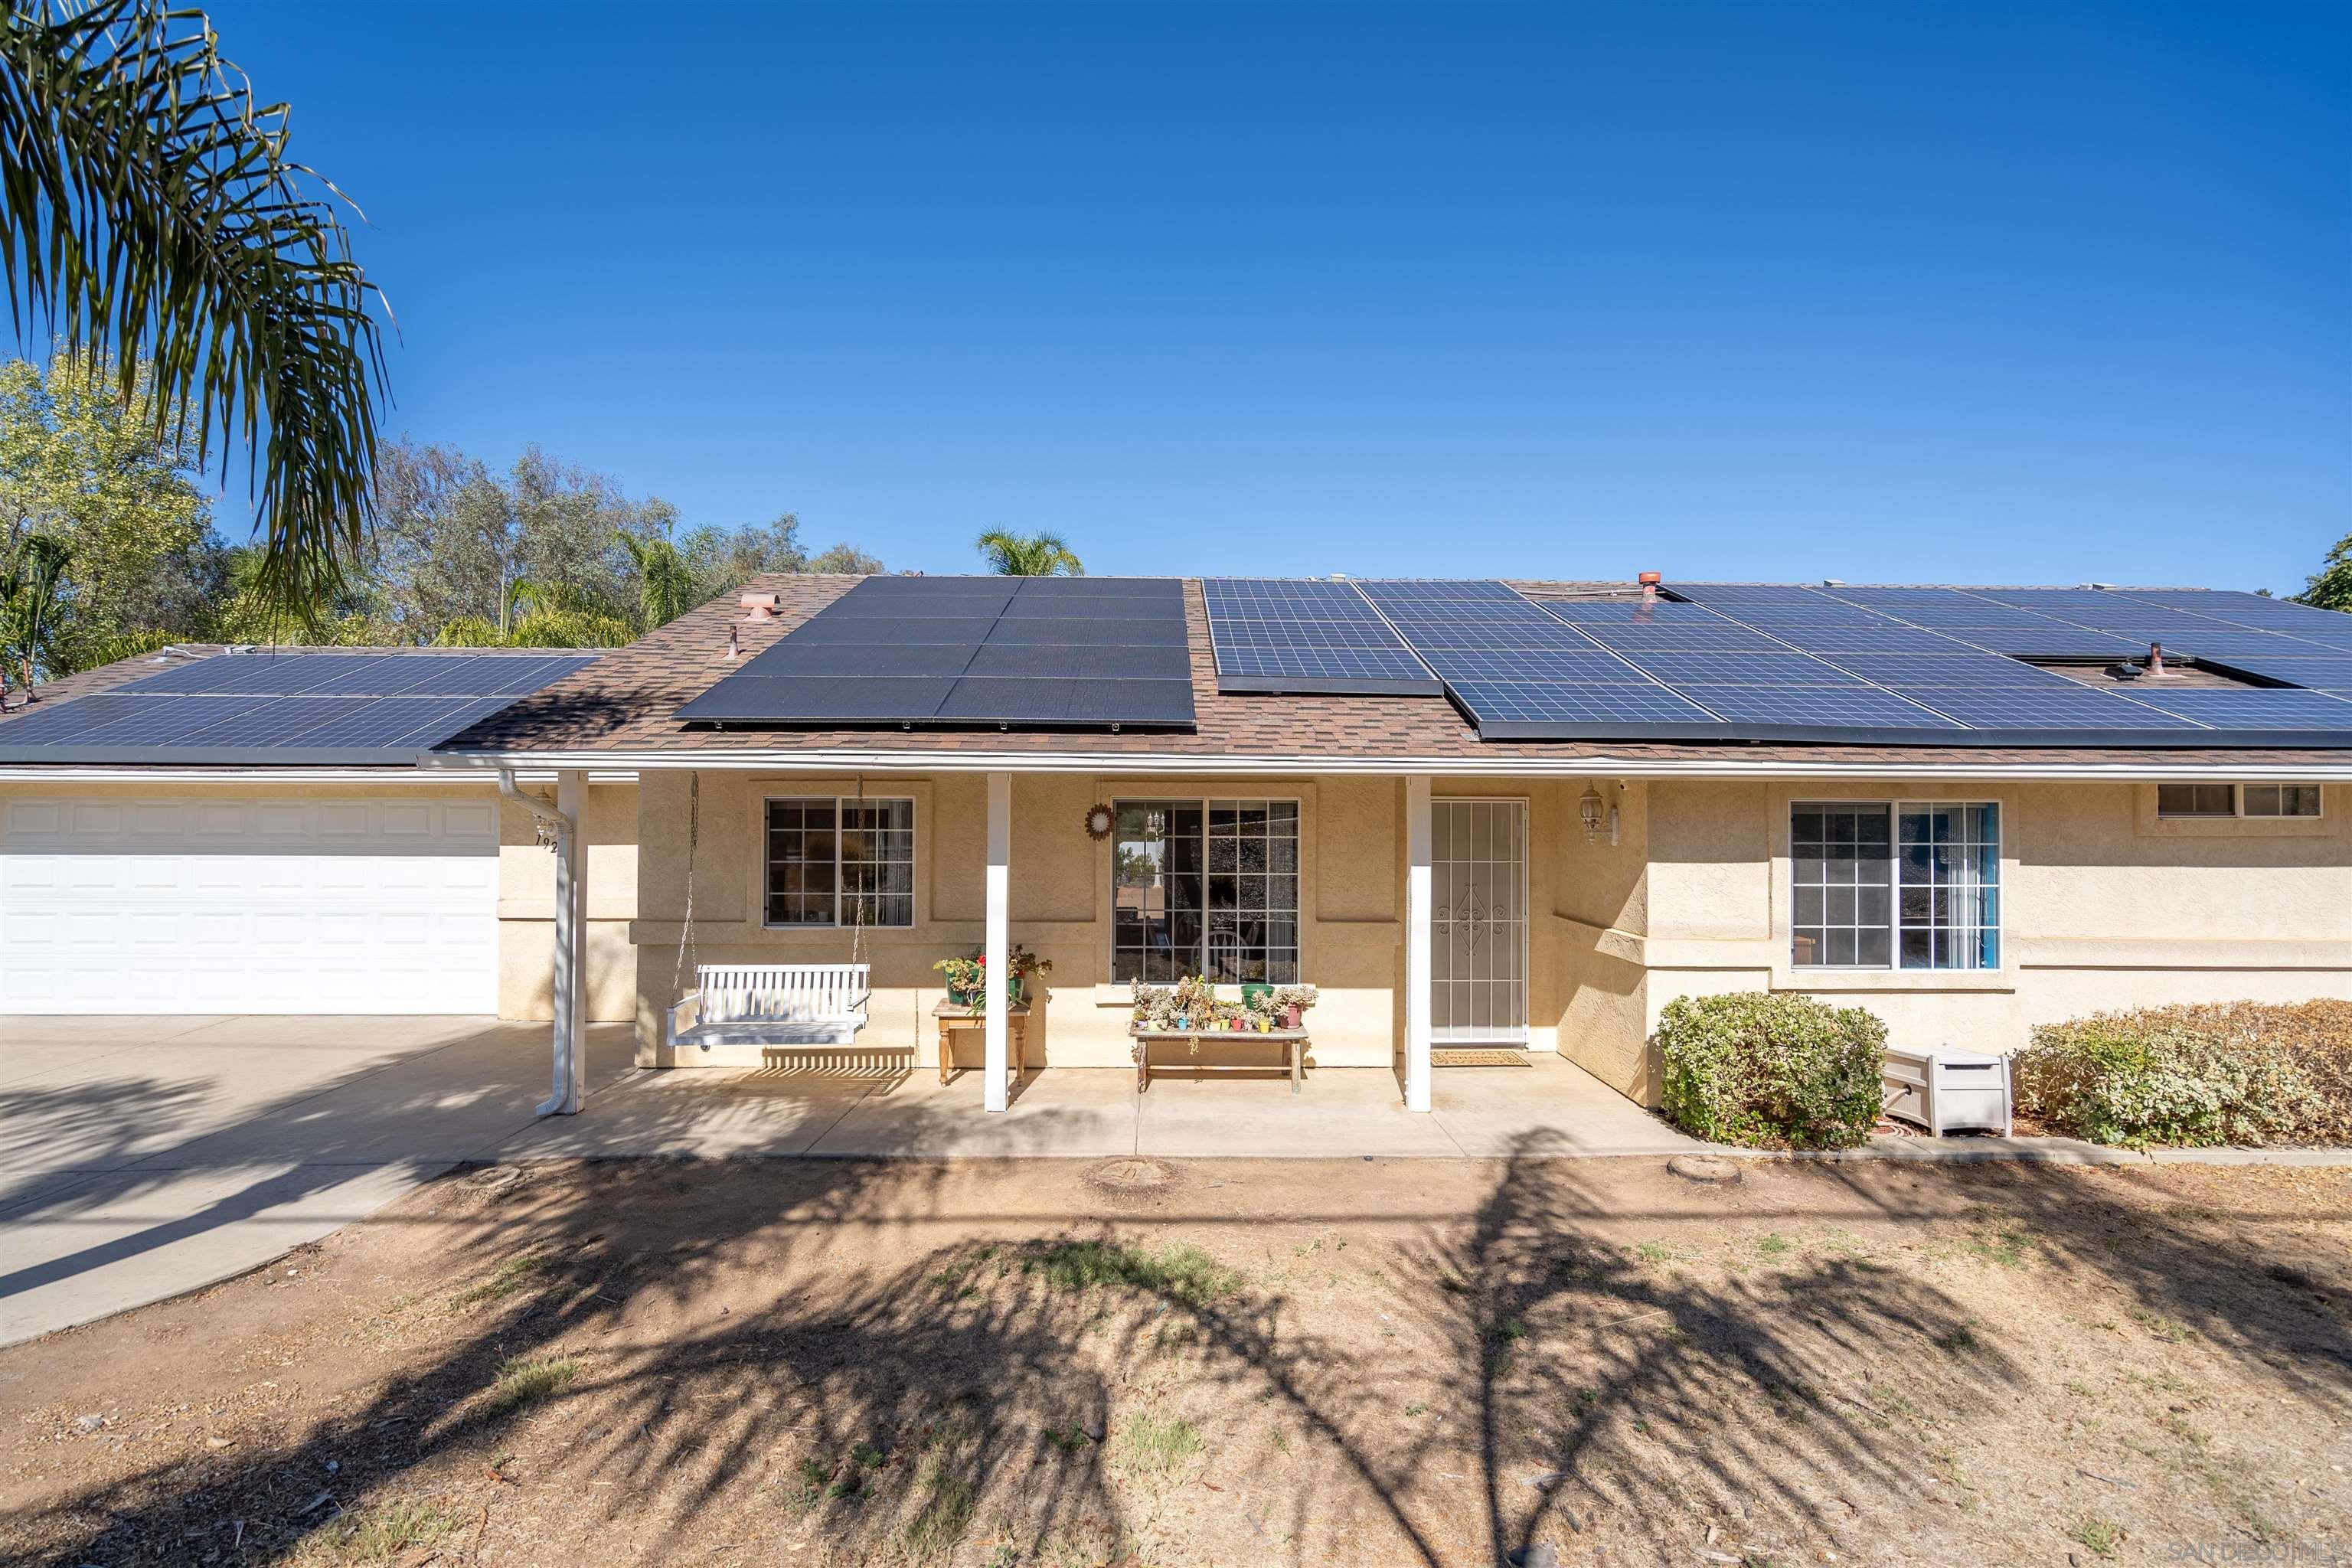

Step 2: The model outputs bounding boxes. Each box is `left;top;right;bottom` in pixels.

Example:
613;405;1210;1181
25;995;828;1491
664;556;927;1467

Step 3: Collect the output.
1881;1046;2013;1137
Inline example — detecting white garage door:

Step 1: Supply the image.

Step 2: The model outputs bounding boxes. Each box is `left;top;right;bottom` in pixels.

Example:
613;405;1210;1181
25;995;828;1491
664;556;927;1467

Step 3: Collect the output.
2;794;498;1014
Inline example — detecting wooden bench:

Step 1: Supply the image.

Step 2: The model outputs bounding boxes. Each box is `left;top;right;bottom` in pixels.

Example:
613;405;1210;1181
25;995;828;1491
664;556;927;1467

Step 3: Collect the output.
1130;1028;1311;1094
668;963;872;1053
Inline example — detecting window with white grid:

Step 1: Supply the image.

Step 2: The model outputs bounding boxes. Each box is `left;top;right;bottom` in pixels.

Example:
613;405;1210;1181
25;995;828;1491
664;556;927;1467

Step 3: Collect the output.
764;797;913;928
1792;802;2000;970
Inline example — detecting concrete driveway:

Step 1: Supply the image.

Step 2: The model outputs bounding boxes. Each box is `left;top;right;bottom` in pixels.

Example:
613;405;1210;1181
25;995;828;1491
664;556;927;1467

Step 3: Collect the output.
0;1015;632;1347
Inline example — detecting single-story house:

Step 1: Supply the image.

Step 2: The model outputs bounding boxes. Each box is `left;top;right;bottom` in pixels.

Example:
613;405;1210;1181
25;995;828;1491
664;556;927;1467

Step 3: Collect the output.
5;575;2347;1119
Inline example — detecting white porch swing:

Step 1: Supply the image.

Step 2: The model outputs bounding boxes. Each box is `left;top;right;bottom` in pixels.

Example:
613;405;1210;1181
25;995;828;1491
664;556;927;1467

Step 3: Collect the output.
665;771;874;1054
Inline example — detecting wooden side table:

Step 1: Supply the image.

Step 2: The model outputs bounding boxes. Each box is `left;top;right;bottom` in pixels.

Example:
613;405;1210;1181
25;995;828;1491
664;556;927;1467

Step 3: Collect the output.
932;1001;1030;1086
1129;1028;1310;1093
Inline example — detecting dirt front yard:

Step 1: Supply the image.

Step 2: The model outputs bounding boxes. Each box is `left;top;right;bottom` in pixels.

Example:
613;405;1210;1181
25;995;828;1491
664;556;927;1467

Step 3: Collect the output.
2;1150;2347;1567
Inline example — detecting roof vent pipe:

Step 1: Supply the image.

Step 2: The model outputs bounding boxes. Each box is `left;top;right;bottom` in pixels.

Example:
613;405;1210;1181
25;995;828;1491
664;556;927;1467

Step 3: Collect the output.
740;593;779;622
2145;642;2174;678
1638;570;1662;604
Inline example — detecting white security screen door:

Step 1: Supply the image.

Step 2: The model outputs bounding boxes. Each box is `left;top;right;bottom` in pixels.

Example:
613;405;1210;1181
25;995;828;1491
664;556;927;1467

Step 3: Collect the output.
1430;799;1527;1044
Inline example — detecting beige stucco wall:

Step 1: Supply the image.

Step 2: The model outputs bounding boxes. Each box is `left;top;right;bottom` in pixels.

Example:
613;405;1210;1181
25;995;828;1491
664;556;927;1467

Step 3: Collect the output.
0;775;634;1022
631;770;1474;1073
1588;778;2352;1103
497;781;640;1023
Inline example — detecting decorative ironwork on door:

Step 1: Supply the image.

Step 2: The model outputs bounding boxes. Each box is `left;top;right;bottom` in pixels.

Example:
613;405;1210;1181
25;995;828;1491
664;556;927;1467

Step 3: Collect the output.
1430;799;1528;1044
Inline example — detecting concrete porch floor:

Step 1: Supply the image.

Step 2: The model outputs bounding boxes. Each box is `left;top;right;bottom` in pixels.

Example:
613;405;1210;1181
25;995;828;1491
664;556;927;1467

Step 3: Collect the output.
501;1052;1709;1161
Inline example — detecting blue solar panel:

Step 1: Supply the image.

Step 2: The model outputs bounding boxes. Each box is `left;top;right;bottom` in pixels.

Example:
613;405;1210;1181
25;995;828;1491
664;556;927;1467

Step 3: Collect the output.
1612;652;1872;688
0;694;273;747
2126;632;2334;661
1203;577;1436;694
1816;655;2087;691
177;696;373;746
1561;622;1795;652
0;650;594;762
2194;658;2352;689
1671;685;1964;728
2111;689;2352;728
118;652;399;696
1782;626;1987;653
1912;691;2201;729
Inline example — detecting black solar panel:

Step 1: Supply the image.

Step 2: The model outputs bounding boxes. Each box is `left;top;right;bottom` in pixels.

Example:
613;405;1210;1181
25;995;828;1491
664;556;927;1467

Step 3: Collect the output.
1445;680;1723;737
676;576;1197;729
0;650;596;763
963;642;1191;679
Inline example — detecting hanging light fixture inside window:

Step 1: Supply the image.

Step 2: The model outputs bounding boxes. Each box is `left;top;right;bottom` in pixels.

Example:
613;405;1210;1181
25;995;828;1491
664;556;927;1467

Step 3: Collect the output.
1578;783;1619;847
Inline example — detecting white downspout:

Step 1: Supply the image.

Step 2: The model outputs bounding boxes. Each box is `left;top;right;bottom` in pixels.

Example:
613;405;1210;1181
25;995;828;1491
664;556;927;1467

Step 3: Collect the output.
501;768;583;1116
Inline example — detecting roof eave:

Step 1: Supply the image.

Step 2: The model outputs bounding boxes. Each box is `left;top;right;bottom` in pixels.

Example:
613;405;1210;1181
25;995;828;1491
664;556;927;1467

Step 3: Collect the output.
416;746;2352;782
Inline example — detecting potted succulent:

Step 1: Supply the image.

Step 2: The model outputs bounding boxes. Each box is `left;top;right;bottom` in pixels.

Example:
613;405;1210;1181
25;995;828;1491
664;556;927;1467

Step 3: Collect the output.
1271;985;1318;1030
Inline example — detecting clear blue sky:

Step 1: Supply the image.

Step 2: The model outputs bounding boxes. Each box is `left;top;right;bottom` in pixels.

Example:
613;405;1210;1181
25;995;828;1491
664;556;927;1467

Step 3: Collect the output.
198;1;2348;590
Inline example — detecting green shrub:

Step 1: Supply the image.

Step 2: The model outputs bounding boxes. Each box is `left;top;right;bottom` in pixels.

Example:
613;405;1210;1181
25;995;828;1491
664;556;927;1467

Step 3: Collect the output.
1654;991;1886;1149
2013;1001;2351;1148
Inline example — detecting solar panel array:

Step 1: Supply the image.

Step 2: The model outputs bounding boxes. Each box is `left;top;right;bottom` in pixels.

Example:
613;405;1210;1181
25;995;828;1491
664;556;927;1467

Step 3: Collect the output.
1200;578;2352;745
0;651;597;764
676;576;1196;729
1202;578;1440;694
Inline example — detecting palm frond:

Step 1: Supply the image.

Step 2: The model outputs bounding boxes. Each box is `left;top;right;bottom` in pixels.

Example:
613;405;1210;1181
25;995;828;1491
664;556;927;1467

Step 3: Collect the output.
975;528;1084;577
618;531;695;629
0;0;390;626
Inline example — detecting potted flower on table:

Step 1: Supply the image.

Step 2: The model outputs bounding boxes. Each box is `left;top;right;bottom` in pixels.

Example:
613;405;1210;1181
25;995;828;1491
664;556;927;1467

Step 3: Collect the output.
934;944;1053;1007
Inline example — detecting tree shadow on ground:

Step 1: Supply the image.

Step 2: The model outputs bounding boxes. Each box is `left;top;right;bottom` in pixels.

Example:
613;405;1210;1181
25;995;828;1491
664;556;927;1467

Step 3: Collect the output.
7;1137;2341;1566
1813;1155;2352;1414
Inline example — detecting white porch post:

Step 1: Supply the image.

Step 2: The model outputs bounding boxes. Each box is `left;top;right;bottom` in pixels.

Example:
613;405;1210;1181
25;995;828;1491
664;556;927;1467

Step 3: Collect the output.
984;771;1012;1112
547;768;589;1116
1404;774;1433;1112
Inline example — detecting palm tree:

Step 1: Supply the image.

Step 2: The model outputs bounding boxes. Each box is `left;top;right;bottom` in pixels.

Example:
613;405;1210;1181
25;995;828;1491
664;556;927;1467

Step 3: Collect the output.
618;532;697;631
975;528;1084;577
0;0;389;625
1;534;73;697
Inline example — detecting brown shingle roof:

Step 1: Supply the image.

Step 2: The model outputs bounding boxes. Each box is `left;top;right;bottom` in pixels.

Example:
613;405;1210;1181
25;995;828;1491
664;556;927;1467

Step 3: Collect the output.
436;577;2352;774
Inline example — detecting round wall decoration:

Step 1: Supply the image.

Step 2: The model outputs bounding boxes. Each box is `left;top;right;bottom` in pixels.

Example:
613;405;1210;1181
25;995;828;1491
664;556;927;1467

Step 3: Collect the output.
1084;803;1116;841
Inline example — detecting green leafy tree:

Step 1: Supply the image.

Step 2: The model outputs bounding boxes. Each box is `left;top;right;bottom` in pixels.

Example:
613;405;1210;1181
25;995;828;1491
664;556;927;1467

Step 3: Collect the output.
1;0;390;622
433;579;632;649
0;352;224;669
370;441;675;642
808;542;887;575
2295;531;2352;612
976;528;1083;577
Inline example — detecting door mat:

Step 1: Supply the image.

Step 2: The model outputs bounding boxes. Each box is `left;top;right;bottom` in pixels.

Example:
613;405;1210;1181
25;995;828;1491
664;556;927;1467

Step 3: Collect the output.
1431;1049;1530;1067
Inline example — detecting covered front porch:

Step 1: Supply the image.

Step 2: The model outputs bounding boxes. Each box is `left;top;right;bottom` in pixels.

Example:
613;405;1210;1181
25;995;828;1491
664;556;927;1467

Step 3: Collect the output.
521;764;1645;1121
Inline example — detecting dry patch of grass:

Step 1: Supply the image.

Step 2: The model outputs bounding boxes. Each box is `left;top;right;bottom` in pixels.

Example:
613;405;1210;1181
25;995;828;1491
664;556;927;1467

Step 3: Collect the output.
483;1354;577;1413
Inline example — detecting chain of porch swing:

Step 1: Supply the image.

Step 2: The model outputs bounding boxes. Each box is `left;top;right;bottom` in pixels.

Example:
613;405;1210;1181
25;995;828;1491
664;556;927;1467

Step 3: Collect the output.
671;769;867;998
